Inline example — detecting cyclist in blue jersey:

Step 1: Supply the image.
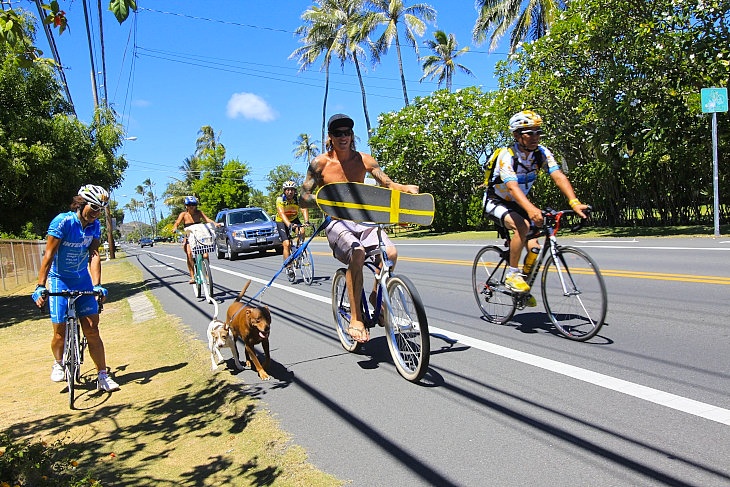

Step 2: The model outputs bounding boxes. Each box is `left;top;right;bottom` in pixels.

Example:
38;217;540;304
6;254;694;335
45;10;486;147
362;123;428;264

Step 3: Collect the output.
32;184;120;392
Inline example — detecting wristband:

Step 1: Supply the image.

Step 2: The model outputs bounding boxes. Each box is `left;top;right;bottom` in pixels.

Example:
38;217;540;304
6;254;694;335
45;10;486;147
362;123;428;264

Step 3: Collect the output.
568;198;581;208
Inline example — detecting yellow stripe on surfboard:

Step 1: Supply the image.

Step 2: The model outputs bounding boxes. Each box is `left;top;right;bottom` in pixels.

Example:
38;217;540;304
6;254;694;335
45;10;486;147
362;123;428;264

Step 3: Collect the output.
317;198;434;219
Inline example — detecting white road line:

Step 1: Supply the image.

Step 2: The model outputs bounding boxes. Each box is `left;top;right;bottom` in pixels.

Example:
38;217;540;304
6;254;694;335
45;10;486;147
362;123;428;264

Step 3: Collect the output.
143;250;730;426
429;325;730;426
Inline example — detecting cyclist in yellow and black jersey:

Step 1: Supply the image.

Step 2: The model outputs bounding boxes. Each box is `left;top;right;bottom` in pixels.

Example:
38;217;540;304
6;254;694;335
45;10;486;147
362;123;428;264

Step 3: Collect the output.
276;181;309;279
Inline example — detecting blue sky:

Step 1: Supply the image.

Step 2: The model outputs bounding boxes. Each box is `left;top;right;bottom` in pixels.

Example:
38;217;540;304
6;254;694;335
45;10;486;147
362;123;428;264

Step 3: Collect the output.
29;1;510;220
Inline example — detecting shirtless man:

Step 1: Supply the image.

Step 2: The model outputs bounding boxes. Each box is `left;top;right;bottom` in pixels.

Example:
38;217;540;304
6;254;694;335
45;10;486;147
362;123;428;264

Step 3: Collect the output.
172;195;217;283
300;113;418;343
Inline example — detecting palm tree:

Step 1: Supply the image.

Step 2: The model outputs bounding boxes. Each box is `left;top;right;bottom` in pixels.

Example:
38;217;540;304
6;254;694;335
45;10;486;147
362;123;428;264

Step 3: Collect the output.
368;0;436;106
291;5;338;153
420;30;474;91
293;0;380;139
473;0;567;54
293;133;320;164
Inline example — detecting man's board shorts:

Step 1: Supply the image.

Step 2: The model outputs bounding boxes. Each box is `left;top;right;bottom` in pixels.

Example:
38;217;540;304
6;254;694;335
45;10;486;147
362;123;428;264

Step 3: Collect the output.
47;274;98;324
324;219;394;265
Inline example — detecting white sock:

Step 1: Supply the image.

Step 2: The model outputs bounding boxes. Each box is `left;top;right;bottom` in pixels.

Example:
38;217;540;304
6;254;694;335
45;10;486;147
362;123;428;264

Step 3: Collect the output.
508;267;520;276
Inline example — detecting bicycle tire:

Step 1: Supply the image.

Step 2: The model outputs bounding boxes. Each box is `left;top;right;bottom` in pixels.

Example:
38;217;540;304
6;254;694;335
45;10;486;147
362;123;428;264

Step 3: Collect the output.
385;275;430;382
192;257;202;299
300;248;314;285
76;322;85;382
541;246;607;341
471;246;517;324
331;268;362;353
201;258;214;299
64;319;78;409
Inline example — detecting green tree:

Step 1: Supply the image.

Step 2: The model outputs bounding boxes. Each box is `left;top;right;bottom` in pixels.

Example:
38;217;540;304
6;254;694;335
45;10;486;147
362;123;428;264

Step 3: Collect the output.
292;133;320;164
368;0;436;105
193;159;253;215
420;30;474;92
473;0;567;54
496;0;730;226
370;87;504;231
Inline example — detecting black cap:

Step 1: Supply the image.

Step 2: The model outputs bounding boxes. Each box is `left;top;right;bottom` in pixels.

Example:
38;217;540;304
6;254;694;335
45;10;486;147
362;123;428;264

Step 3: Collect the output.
327;113;354;132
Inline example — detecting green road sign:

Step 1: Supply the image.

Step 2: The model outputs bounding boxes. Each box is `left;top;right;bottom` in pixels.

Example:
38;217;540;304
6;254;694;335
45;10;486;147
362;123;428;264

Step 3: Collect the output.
701;87;728;113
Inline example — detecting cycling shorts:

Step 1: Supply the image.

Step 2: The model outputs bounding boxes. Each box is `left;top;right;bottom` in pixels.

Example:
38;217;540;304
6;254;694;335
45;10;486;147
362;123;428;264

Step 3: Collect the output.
276;218;302;242
483;198;528;227
47;275;98;324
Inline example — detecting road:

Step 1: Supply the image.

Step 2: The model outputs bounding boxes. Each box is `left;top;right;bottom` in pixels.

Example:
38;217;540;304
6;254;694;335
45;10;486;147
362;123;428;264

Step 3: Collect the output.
122;235;730;487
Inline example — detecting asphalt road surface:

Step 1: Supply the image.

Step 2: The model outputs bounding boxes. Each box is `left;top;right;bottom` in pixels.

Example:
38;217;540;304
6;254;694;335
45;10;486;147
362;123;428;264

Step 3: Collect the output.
123;235;730;487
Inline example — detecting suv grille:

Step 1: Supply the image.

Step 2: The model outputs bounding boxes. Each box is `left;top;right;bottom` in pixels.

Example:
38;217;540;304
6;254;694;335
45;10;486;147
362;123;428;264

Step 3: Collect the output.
244;228;275;239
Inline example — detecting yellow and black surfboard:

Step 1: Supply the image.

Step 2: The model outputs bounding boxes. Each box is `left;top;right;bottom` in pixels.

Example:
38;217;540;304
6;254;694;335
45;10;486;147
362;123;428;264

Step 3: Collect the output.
316;182;435;226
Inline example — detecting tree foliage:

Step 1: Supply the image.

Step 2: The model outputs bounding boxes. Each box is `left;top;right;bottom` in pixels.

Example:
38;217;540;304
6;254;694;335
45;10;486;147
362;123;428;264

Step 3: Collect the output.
370;87;507;231
496;0;730;226
1;33;127;236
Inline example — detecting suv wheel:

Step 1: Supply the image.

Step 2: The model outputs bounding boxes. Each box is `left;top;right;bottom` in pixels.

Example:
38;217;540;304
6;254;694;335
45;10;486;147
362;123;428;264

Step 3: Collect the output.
227;240;237;261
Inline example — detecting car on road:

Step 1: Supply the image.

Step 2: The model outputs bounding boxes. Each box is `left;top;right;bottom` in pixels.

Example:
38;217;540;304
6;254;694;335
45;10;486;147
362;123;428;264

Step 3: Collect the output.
214;207;282;260
139;237;154;248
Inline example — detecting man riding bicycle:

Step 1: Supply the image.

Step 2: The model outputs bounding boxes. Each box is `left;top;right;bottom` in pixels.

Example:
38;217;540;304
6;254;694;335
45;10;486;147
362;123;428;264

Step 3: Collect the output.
300;113;419;343
173;196;218;284
483;110;589;300
32;184;120;392
275;180;309;280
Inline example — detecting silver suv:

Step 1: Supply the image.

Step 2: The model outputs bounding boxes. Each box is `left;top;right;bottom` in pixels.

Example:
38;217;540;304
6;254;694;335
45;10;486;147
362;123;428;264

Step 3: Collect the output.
214;207;282;260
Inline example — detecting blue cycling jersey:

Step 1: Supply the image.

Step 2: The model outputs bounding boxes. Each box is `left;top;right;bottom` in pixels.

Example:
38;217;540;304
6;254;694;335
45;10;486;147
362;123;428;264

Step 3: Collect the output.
47;211;101;280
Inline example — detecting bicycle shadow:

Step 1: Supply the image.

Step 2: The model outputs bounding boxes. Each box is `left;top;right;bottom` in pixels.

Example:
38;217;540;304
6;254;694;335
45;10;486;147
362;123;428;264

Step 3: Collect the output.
507;312;614;345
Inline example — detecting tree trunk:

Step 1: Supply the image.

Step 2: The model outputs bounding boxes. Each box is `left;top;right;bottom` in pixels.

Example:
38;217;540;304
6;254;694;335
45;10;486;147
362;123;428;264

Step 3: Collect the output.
352;53;372;138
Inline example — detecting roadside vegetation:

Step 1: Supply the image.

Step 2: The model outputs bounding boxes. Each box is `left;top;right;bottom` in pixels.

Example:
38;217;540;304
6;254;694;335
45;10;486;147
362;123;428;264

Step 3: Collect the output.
0;257;342;486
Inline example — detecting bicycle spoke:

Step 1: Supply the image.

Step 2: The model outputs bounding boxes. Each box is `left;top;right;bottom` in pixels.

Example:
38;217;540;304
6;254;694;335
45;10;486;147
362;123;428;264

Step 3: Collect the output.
471;246;516;324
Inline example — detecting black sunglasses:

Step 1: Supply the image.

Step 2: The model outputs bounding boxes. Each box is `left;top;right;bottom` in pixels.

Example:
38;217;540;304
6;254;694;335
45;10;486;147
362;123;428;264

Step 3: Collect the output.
330;129;352;138
520;129;543;136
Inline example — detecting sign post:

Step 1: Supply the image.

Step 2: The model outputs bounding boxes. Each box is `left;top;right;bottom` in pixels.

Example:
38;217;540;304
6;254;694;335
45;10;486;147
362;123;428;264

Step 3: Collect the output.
701;87;728;237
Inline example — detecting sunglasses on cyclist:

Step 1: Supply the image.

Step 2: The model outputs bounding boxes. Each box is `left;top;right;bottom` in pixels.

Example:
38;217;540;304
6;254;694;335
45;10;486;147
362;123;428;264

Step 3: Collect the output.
87;203;104;212
520;129;543;137
330;129;352;138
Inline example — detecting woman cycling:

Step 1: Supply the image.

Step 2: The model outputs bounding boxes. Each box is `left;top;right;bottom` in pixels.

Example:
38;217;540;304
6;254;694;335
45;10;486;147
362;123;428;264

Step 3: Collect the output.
32;184;120;392
173;196;217;283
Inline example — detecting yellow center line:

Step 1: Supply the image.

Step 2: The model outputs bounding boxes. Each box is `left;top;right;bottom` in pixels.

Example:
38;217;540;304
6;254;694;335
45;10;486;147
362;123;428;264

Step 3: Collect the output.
310;251;730;285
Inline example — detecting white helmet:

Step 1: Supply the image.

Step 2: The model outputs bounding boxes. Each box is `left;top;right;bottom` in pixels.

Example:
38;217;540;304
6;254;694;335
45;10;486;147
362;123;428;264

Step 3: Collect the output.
509;110;543;133
78;184;109;207
282;180;296;190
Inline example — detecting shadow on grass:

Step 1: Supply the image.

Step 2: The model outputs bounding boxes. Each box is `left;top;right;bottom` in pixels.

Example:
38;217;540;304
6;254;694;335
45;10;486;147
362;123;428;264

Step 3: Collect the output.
3;374;271;486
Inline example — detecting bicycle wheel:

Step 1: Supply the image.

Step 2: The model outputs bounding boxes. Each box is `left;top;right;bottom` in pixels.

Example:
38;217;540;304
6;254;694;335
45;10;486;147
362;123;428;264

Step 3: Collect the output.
385;275;430;382
76;323;85;382
64;320;78;409
541;246;607;341
192;257;202;299
331;268;362;352
201;258;214;299
471;246;517;324
300;248;314;285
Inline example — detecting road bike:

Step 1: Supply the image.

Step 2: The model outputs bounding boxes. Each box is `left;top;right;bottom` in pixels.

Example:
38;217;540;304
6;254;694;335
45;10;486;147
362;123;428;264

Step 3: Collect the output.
186;223;216;300
286;223;315;285
331;223;430;382
472;208;607;341
43;289;103;409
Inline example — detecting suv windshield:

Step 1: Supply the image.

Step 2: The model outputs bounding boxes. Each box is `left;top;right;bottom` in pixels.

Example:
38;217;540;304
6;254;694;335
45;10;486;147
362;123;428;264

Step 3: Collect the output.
228;209;268;225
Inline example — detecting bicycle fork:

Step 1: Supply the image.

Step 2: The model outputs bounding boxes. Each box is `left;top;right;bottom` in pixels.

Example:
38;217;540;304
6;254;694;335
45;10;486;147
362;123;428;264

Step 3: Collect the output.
548;241;580;297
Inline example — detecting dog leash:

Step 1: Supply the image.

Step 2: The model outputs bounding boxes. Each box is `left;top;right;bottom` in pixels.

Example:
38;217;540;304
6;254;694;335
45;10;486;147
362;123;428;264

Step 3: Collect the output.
237;216;332;310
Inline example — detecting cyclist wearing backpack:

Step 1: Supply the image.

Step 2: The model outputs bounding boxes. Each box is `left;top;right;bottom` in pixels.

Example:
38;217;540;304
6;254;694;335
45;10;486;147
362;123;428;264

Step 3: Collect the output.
483;110;588;298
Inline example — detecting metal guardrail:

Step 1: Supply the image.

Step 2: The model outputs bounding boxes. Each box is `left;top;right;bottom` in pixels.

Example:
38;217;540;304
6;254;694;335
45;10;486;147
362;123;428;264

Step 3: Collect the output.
0;240;45;292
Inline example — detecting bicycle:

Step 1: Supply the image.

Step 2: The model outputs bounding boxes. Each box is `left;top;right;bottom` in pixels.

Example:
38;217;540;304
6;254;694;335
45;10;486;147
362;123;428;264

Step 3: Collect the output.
331;223;430;382
286;223;315;285
185;222;216;300
471;208;607;341
42;289;103;409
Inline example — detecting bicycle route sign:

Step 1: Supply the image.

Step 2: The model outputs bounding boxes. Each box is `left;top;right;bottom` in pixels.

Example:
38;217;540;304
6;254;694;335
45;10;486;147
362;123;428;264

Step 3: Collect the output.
701;87;728;113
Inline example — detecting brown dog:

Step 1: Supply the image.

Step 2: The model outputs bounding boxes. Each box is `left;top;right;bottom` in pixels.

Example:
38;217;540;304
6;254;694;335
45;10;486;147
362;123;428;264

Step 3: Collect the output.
226;280;272;380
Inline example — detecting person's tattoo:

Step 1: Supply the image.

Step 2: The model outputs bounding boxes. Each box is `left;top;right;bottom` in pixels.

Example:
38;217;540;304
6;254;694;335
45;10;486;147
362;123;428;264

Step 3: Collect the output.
371;167;393;188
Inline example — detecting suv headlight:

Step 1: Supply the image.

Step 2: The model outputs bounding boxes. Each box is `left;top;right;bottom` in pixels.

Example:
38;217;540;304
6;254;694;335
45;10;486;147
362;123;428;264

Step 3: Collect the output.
231;230;245;239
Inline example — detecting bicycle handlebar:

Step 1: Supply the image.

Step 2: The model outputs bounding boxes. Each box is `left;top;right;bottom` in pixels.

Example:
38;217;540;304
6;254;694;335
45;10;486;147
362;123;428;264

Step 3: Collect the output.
38;289;105;314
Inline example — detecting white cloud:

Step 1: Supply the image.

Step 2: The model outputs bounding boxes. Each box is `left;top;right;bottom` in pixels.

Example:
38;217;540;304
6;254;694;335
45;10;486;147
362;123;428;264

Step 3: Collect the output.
226;92;277;122
132;99;150;107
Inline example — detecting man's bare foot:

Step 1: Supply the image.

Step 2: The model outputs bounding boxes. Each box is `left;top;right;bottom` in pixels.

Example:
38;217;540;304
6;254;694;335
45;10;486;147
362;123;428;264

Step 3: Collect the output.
347;319;370;343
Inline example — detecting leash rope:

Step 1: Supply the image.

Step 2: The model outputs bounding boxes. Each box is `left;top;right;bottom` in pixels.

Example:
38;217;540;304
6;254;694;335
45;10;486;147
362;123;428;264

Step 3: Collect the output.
233;216;331;313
